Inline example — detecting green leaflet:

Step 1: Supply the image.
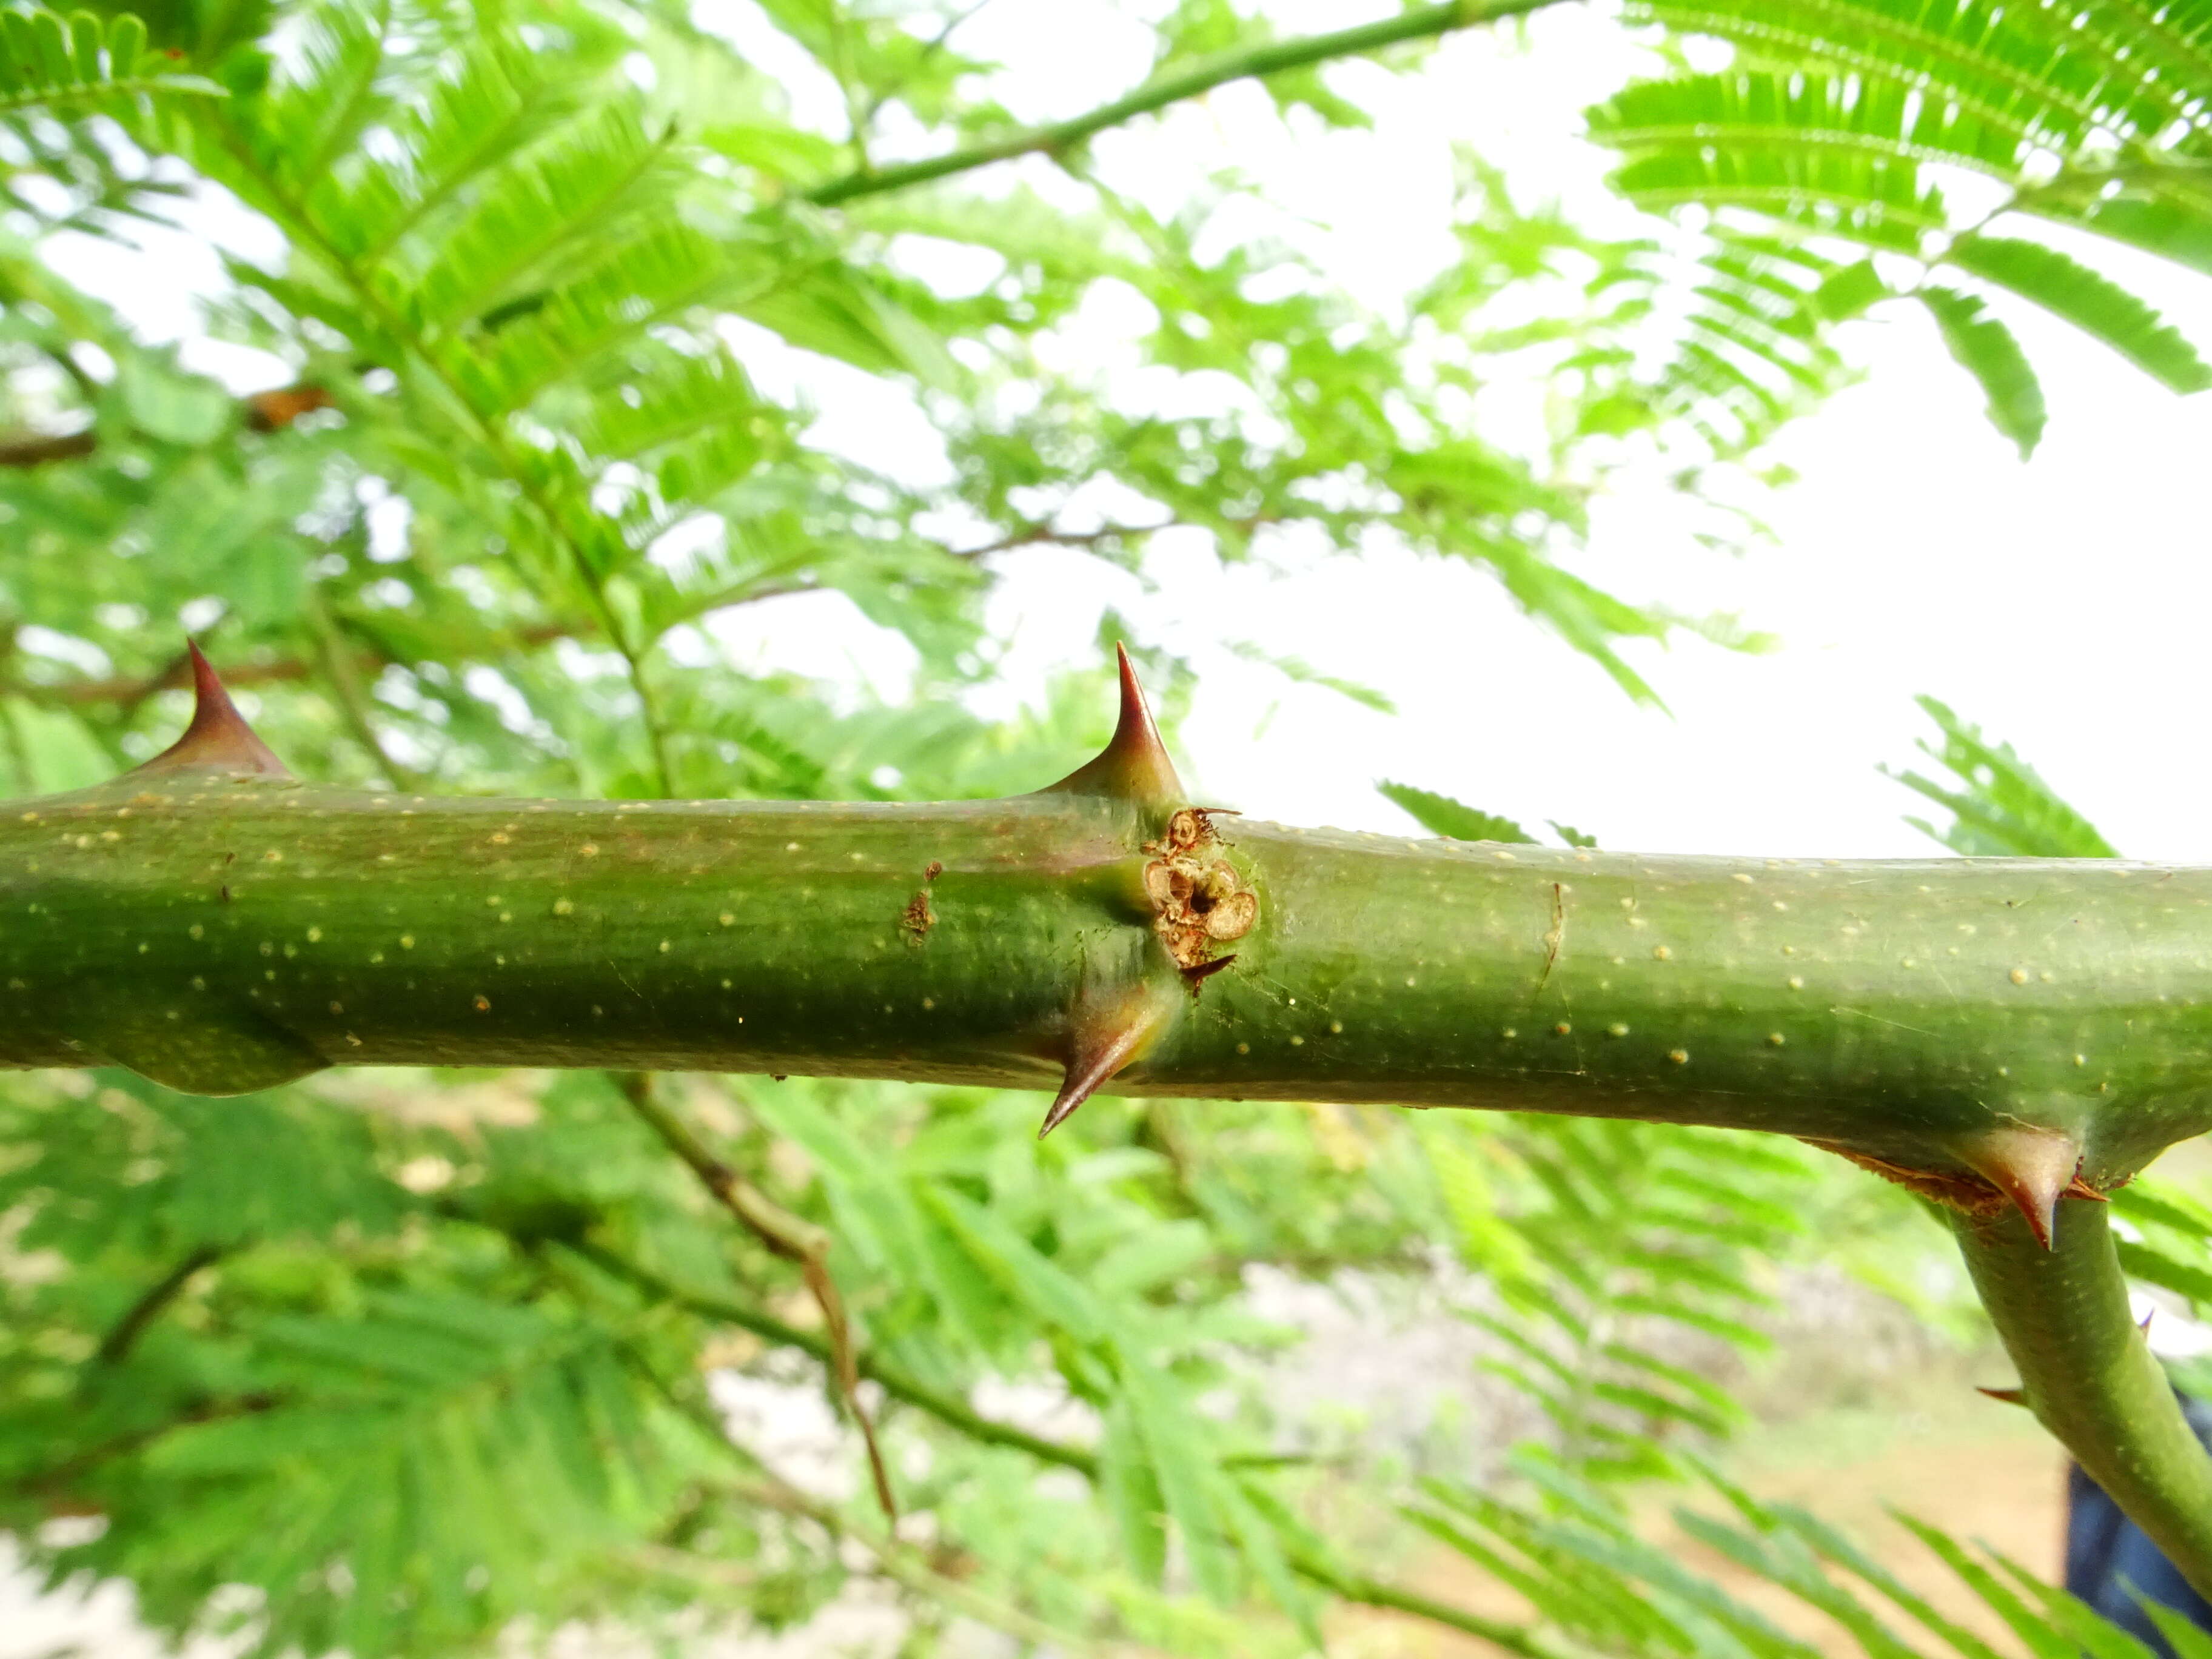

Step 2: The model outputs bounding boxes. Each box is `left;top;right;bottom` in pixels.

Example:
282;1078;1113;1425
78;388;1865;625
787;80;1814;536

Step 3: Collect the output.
24;1272;712;1659
1892;1513;2077;1659
1408;1456;2178;1658
915;1182;1112;1347
1632;0;2184;147
1593;70;2030;176
1589;1;2212;454
1409;1111;1806;1489
1920;286;2047;458
2148;1605;2212;1659
1376;779;1535;843
1948;234;2212;394
1888;694;2117;858
2051;192;2212;284
0;1071;409;1254
1607;146;1949;251
0;7;223;115
1120;1362;1241;1607
2115;1238;2212;1309
1096;1394;1170;1585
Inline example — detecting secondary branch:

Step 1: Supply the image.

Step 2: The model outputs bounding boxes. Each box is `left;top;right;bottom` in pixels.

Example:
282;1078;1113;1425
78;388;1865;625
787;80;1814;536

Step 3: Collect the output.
806;0;1563;207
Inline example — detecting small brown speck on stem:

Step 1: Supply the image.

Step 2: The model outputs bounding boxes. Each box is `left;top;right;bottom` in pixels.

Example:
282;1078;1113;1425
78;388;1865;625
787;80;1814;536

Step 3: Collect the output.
900;890;935;943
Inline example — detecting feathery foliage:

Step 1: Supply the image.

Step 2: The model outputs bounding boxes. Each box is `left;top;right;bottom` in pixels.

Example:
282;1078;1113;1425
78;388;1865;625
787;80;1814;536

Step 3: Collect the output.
1589;0;2212;455
0;0;2202;1653
0;8;220;116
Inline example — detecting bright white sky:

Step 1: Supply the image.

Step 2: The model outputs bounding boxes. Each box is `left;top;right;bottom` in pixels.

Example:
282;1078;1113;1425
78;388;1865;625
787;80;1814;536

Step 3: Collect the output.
45;0;2212;865
699;0;2212;864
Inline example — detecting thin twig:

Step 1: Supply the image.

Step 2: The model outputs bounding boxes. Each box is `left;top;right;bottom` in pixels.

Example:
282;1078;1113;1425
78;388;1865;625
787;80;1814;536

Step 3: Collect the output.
854;0;997;130
615;1073;899;1519
617;642;677;799
92;1242;228;1367
0;427;96;467
663;1475;1130;1658
0;384;337;469
621;1357;1130;1658
304;588;428;791
562;1238;1550;1655
955;517;1178;560
954;509;1289;562
806;0;1561;207
567;1238;1090;1470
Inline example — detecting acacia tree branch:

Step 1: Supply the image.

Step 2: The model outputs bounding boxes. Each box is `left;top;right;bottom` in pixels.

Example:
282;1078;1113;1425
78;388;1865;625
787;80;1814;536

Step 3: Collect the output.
92;1242;229;1367
0;385;337;469
614;1073;898;1520
21;651;2212;1600
1952;1201;2212;1583
805;0;1563;207
566;1240;1551;1656
303;588;429;792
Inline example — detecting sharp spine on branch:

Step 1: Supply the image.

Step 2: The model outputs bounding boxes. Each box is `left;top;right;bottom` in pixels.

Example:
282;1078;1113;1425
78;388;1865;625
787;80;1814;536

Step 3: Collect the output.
1043;643;1184;806
1956;1124;2081;1250
135;643;291;778
1038;993;1175;1139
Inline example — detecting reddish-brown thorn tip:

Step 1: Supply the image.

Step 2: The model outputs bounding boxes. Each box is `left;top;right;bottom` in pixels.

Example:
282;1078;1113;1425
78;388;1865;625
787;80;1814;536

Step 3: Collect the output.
1182;954;1237;992
1038;994;1173;1139
1956;1124;2078;1250
1976;1385;2030;1408
1041;643;1184;806
134;642;290;778
2065;1173;2110;1202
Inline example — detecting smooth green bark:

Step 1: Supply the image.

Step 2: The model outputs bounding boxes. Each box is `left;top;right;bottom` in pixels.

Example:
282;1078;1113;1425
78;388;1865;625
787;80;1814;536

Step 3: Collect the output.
14;745;2212;1597
803;1;1562;207
1954;1202;2212;1590
6;766;2211;1188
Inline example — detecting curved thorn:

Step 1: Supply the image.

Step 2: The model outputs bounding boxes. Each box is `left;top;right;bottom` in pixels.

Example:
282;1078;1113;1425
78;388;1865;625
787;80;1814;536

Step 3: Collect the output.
1041;643;1184;806
1182;953;1237;993
134;642;290;778
1976;1385;2030;1407
1038;993;1172;1139
1957;1124;2077;1250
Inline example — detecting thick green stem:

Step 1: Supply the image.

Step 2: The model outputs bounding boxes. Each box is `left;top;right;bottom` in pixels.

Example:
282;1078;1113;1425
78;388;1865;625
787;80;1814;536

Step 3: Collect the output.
1952;1201;2212;1597
16;657;2212;1601
10;769;2210;1187
804;1;1561;207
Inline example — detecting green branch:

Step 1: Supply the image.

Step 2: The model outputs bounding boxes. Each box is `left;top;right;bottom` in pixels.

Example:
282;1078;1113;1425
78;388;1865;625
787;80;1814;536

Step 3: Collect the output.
90;1241;228;1367
805;0;1563;207
612;1073;897;1517
1952;1201;2212;1598
568;1239;1101;1472
16;649;2212;1598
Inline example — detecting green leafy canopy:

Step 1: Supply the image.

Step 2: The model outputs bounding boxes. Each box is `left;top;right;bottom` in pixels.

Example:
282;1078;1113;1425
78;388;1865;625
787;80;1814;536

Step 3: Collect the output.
1;0;2208;1653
